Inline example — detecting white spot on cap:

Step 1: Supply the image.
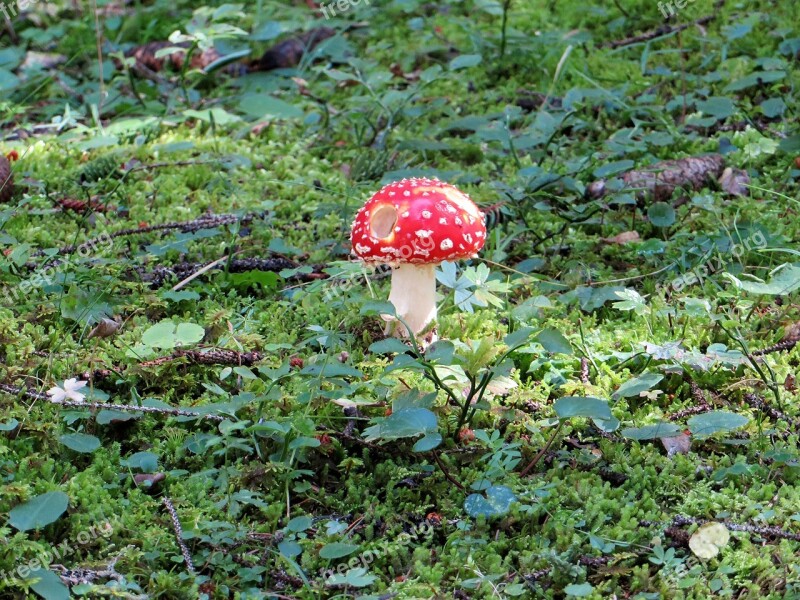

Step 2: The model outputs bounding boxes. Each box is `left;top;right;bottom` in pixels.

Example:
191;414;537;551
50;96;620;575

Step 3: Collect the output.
455;216;463;225
439;218;447;225
401;211;410;218
403;190;411;197
416;229;433;238
464;234;473;244
355;243;372;254
422;210;431;218
441;238;453;251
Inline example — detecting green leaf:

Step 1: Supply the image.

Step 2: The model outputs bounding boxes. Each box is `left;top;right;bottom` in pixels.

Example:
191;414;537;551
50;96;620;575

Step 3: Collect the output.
175;323;206;346
464;485;517;518
564;582;594;597
324;567;377;588
0;419;18;431
59;433;101;453
278;540;302;558
412;432;442;452
594;160;634;178
9;491;69;531
504;327;535;349
160;290;201;303
238;94;304;121
449;54;483;70
536;328;573;354
696;97;735;120
369;338;411;355
648;202;676;227
622;422;683;440
688;411;749;437
286;516;313;532
120;451;159;472
319;542;361;560
28;567;70;600
183;108;242;125
141;320;205;350
723;264;800;295
554;397;612;421
363;408;438;442
612;372;663;400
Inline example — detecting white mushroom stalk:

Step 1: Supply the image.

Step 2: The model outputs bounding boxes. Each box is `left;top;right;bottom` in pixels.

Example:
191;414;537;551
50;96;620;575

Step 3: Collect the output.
350;178;486;341
386;263;437;338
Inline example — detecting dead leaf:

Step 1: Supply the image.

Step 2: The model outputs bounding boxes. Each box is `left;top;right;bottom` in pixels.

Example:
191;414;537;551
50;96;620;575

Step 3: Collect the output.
253;28;335;71
603;231;640;244
718;167;750;196
87;318;121;340
0;155;14;203
660;431;691;456
689;522;730;559
20;51;67;71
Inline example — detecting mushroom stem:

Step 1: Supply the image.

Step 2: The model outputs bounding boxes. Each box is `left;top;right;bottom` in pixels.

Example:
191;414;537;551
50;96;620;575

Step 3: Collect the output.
386;263;437;338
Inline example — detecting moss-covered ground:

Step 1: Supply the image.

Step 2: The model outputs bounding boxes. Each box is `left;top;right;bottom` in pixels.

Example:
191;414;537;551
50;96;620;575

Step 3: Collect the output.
0;0;799;598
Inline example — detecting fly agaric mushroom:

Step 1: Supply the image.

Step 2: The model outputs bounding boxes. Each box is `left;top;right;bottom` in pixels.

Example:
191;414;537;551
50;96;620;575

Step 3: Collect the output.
350;178;486;339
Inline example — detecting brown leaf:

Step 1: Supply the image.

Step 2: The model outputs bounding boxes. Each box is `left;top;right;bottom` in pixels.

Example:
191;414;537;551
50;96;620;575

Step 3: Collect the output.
603;231;640;245
125;42;221;73
718;167;750;196
0;155;14;203
20;51;67;71
660;431;691;456
253;28;335;71
87;318;121;339
133;472;166;493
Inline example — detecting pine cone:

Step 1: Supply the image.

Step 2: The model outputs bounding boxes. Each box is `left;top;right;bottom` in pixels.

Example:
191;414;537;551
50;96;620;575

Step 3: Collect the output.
0;155;14;203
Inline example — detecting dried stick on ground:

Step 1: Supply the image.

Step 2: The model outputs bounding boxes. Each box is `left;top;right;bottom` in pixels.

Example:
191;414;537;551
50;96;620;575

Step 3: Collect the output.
586;154;726;202
139;348;264;368
752;322;800;356
163;497;196;575
606;4;723;49
32;213;257;259
138;257;325;288
0;383;225;421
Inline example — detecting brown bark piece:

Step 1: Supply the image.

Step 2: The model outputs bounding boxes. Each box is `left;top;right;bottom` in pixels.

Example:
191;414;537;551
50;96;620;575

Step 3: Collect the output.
0;155;13;203
587;154;725;202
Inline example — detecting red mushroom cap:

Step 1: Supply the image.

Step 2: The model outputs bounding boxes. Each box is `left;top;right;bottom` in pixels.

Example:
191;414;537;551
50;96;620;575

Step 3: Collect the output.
350;178;486;265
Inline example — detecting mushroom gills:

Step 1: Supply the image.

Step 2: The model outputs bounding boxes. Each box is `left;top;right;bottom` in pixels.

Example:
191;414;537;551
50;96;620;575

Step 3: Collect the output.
386;263;437;337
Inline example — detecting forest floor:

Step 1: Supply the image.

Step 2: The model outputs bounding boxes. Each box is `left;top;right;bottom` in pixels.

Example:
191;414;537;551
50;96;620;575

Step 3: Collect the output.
0;0;799;598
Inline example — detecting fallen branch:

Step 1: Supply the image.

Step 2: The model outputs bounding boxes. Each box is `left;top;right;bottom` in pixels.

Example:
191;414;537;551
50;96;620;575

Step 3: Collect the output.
139;348;264;368
138;257;325;288
162;497;196;575
605;4;723;49
0;383;225;421
586;154;726;202
752;322;800;356
31;213;258;261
